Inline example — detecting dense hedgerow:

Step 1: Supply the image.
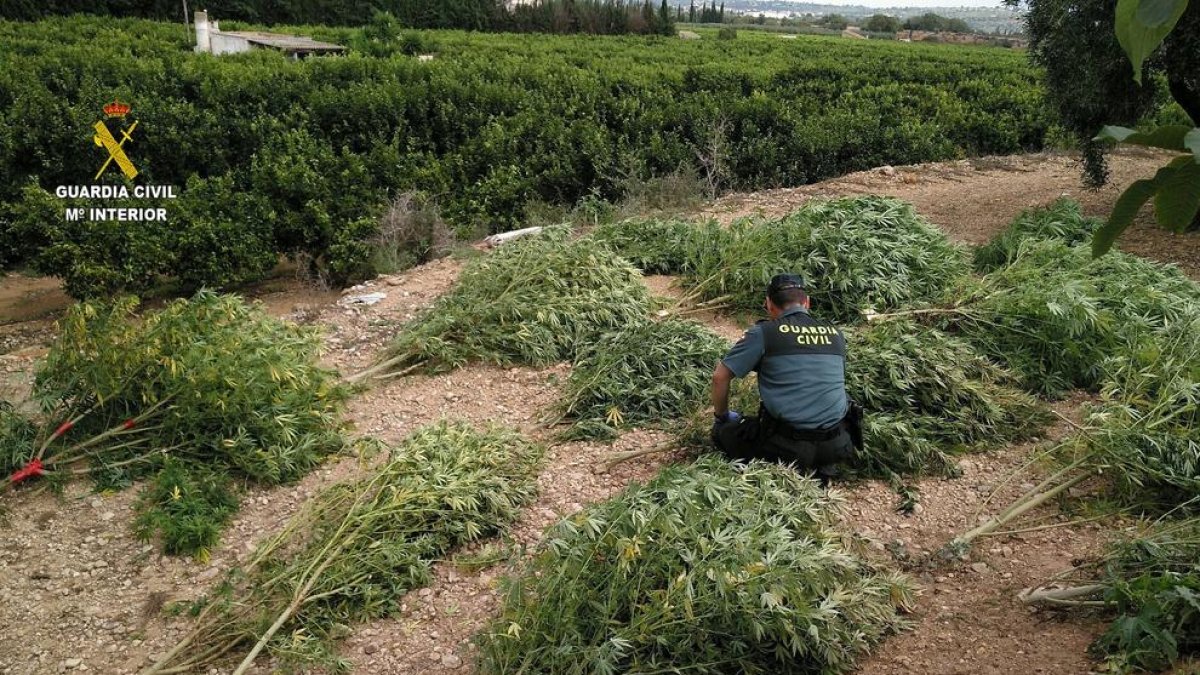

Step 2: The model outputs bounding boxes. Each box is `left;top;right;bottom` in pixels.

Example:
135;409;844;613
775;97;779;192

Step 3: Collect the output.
373;229;650;377
556;318;727;438
972;198;1102;272
0;17;1047;295
687;197;970;322
146;422;544;674
955;240;1200;396
1;0;676;35
8;292;350;555
477;456;914;674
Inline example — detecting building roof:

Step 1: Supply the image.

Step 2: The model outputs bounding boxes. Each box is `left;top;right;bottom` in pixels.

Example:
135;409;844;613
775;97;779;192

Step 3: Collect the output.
220;31;346;53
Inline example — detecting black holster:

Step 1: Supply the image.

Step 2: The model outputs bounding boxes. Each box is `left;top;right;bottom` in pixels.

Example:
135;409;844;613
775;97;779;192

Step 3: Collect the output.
845;398;864;452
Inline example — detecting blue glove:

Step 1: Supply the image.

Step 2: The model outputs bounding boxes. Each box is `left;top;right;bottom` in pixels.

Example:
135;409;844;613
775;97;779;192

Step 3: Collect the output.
714;411;742;424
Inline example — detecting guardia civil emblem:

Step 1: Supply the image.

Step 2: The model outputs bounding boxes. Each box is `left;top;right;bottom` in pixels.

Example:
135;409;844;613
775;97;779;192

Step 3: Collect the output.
93;100;139;180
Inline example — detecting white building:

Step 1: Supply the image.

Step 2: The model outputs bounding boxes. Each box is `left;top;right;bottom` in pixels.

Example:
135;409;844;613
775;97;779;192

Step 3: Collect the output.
194;10;346;58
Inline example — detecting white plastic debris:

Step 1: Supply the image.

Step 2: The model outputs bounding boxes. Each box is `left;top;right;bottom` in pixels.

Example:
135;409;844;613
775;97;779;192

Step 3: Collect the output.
340;292;387;306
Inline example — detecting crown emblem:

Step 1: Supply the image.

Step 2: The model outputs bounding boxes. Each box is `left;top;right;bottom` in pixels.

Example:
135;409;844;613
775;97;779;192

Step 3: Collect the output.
103;100;131;119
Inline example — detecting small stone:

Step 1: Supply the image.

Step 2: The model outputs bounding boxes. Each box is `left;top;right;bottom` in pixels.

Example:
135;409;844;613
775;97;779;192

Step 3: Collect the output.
64;659;81;669
1001;546;1013;557
418;588;433;598
99;512;115;522
363;644;379;655
441;654;463;669
970;562;990;574
910;503;924;515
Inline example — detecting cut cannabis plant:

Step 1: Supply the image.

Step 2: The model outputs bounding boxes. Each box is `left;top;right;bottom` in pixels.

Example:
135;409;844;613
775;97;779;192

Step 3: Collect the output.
973;198;1102;272
144;421;544;675
556;318;727;439
950;315;1200;553
846;319;1048;475
477;456;914;675
588;217;729;275
1021;518;1200;672
8;292;349;556
364;227;651;379
0;400;36;477
685;197;969;323
951;240;1200;396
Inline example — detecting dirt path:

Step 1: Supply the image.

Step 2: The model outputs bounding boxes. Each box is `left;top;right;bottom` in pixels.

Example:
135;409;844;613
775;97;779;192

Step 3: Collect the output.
2;150;1197;674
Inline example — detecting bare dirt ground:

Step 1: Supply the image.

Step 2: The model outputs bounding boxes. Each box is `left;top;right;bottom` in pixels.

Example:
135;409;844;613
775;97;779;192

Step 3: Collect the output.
2;150;1198;675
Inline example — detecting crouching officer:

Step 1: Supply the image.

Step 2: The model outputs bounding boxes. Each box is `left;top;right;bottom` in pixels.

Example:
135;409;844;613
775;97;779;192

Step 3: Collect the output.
710;274;859;483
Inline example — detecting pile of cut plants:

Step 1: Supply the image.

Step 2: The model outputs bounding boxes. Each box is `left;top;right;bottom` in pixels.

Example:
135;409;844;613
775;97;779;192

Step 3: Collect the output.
936;205;1200;672
940;239;1200;396
1;291;351;556
594;197;970;323
972;197;1102;272
554;317;728;440
477;455;915;675
144;421;544;675
588;217;728;276
361;226;652;380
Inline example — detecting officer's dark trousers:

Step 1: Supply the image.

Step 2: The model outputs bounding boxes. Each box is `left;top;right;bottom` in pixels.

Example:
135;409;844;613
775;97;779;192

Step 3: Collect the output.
712;415;854;481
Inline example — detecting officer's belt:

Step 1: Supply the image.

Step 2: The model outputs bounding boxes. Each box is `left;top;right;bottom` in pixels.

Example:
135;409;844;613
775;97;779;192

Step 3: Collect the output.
759;405;846;442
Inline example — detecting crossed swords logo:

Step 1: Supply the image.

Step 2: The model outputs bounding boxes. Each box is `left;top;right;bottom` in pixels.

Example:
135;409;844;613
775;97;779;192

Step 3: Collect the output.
93;119;139;181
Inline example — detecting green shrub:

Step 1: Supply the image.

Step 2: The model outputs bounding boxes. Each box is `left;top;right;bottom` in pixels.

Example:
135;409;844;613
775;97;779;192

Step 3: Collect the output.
170;175;279;291
478;456;914;674
150;421;544;674
688;197;970;323
973;198;1102;272
557;318;726;438
374;229;650;376
718;26;738;39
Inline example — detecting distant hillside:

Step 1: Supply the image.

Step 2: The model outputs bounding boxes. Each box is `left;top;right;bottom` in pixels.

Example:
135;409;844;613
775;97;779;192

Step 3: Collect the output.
721;0;1025;33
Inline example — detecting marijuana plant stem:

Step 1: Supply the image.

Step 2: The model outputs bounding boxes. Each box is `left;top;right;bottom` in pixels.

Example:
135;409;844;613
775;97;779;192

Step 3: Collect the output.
957;469;1093;546
602;441;678;470
345;355;422;384
866;307;970;323
977;513;1112;538
1018;584;1109;606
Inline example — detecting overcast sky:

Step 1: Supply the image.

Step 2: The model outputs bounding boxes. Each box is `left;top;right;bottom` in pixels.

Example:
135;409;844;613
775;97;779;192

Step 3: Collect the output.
753;0;1011;10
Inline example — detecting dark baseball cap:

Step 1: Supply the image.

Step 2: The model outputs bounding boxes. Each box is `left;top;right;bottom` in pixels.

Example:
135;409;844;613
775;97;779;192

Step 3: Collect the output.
768;274;806;294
